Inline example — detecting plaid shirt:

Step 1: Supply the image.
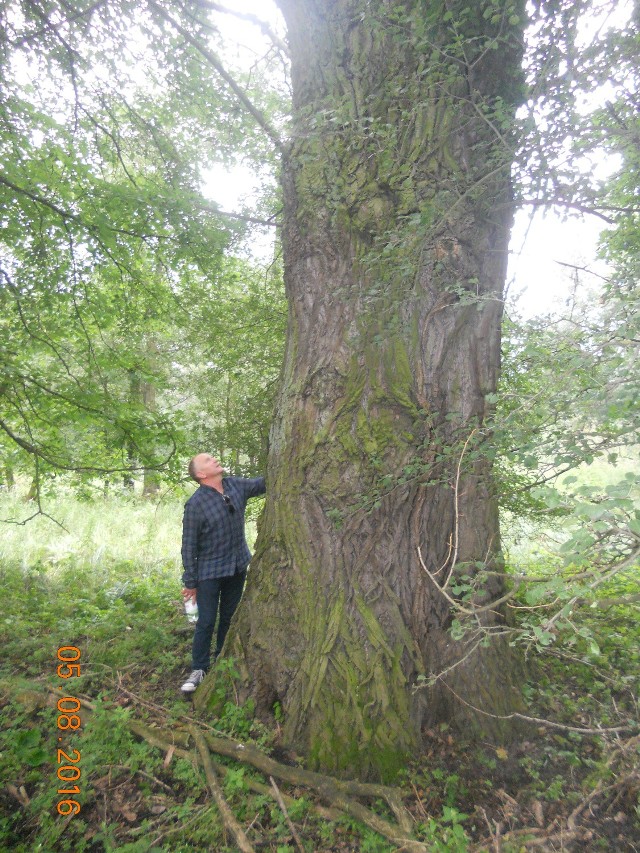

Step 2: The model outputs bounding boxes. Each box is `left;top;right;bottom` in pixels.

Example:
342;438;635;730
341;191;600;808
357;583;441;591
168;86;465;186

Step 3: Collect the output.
181;476;266;588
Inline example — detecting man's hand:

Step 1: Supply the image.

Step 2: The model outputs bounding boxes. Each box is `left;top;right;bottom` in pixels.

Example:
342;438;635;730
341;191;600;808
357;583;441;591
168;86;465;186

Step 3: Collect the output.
182;587;197;603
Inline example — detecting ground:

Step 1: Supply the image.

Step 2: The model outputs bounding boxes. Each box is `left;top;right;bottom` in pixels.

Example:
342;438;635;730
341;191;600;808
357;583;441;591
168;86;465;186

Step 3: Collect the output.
0;551;637;852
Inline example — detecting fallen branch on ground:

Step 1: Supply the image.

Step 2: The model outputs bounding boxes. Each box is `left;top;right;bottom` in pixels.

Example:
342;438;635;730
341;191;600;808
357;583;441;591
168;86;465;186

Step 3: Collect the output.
4;678;427;852
189;725;255;853
270;776;305;853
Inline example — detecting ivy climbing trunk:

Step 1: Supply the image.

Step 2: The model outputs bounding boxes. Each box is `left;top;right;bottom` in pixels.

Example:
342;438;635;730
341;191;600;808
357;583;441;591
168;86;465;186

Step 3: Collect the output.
208;0;528;779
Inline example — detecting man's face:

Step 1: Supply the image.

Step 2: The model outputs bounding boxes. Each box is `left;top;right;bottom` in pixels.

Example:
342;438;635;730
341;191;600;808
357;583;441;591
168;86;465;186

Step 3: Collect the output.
195;454;224;480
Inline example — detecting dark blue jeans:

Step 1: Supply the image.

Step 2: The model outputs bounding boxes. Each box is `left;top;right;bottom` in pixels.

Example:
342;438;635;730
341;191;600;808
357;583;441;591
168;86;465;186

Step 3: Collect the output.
192;571;246;672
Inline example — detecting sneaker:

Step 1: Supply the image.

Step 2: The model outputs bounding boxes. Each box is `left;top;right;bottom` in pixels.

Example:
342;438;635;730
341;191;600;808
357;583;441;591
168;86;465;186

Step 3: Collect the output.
180;669;205;693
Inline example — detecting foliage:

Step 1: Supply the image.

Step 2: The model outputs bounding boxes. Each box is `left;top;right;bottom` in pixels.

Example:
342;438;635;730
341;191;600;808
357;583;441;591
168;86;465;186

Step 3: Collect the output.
471;0;640;675
514;0;638;215
172;255;286;475
0;1;286;495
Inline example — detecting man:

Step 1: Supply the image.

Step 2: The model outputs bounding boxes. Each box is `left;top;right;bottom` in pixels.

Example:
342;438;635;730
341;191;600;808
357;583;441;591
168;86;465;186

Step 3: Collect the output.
180;453;265;693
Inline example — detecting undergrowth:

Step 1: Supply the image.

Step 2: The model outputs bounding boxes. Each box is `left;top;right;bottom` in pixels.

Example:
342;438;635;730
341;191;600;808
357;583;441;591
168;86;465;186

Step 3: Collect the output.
0;491;638;851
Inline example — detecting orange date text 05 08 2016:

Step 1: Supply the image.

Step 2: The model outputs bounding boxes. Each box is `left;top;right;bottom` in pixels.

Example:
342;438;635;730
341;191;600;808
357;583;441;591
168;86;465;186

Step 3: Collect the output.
56;647;81;816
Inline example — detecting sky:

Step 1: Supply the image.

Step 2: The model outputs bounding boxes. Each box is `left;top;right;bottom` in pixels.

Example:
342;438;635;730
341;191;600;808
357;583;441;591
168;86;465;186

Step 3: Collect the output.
506;210;609;319
205;0;624;320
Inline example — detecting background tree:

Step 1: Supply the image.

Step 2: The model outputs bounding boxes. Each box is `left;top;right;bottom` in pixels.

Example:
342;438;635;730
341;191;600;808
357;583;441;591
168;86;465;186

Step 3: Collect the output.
483;0;639;672
169;255;286;475
0;0;284;496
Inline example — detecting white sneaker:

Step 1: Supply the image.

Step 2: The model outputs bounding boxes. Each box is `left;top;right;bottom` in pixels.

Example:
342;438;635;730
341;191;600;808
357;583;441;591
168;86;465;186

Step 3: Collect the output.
181;669;205;693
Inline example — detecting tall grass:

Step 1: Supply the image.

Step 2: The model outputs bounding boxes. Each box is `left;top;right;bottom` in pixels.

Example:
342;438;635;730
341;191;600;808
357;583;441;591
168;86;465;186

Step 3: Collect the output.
0;486;261;577
0;490;184;575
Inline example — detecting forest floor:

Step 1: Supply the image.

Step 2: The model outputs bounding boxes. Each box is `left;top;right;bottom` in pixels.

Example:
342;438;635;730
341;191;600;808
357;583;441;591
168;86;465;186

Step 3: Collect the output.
0;495;638;852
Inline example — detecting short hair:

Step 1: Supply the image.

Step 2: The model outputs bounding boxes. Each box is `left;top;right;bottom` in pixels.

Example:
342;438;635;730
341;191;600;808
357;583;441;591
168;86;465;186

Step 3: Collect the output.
188;456;202;483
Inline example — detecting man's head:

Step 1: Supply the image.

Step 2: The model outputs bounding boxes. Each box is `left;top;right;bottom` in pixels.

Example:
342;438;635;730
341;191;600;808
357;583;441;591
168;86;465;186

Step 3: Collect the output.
188;453;224;484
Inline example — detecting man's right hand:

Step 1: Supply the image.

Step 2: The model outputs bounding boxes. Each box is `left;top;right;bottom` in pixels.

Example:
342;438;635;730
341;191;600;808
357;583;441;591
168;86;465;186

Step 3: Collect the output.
181;587;197;603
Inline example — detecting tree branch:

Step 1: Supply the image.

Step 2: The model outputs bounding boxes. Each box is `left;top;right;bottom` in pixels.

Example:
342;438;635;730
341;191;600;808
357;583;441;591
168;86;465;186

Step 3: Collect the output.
269;777;305;853
15;681;425;852
0;173;159;240
189;726;256;853
10;0;108;48
0;414;176;477
519;197;616;224
441;681;638;735
194;0;289;55
217;209;280;227
146;0;285;154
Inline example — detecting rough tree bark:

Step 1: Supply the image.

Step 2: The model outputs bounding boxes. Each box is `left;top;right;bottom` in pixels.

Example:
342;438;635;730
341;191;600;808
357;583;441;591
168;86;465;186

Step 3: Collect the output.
202;0;528;780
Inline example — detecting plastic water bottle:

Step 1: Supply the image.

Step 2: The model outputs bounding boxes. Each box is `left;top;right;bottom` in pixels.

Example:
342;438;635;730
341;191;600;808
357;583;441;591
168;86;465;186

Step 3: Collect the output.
184;598;198;623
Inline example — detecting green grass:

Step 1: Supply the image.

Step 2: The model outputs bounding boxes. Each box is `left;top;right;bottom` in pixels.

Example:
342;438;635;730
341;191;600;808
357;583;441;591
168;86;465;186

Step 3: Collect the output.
0;489;184;573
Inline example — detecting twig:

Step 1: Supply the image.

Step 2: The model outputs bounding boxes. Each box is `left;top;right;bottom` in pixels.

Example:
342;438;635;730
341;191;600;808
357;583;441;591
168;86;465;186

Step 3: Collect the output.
111;678;231;737
441;681;638;734
567;780;605;831
150;805;213;847
525;829;583;847
217;209;280;227
196;0;289;54
479;806;501;852
419;547;522;616
49;687;96;712
189;725;256;853
100;764;174;793
409;781;430;822
217;766;341;821
418;634;486;686
7;784;30;807
269;776;305;853
434;534;453;577
443;428;478;589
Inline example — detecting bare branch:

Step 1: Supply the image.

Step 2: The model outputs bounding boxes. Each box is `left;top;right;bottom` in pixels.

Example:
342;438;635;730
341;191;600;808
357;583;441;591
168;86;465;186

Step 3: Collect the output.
217;209;280;227
0;415;177;477
269;777;305;853
443;427;478;588
554;259;611;282
195;0;289;55
520;197;616;224
419;547;523;616
442;681;638;735
189;726;256;853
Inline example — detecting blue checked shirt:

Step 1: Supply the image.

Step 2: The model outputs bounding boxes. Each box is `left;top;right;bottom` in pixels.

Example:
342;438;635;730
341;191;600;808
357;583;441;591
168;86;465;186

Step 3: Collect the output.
181;476;266;588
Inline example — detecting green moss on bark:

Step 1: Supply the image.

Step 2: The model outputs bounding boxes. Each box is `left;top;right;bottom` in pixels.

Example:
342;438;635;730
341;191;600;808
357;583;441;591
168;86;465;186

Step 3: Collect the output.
223;0;527;780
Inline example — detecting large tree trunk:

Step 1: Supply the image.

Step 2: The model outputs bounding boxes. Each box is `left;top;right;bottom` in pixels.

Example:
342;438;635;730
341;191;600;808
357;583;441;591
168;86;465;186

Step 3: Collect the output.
204;0;527;780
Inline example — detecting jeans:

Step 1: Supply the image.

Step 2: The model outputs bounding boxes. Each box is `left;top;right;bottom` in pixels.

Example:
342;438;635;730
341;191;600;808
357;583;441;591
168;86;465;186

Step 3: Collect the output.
192;571;246;672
